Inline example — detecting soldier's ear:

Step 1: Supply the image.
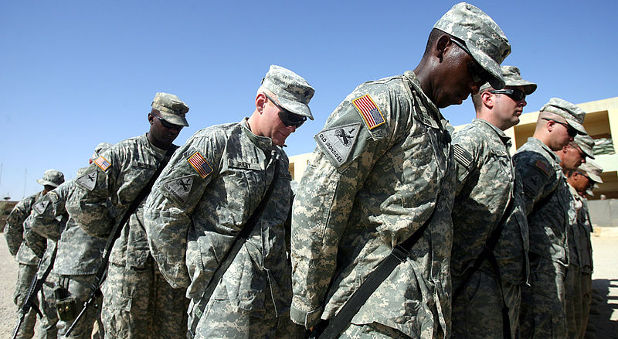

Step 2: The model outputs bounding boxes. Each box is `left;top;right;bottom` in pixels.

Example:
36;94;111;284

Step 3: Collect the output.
255;93;267;113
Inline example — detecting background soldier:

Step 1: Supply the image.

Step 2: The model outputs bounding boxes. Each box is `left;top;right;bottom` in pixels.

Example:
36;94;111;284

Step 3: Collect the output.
62;93;188;338
102;95;190;339
514;98;587;338
290;3;510;337
451;65;536;338
145;65;314;338
5;169;64;339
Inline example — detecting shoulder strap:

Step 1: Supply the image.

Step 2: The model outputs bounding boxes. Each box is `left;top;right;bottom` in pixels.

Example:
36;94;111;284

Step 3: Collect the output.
315;207;437;339
188;154;280;338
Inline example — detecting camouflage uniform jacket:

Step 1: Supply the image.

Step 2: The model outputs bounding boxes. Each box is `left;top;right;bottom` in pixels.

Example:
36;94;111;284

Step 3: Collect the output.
578;199;593;274
28;180;107;275
451;119;528;285
566;183;584;269
4;191;47;265
513;137;570;266
144;119;293;316
290;71;455;337
66;134;173;242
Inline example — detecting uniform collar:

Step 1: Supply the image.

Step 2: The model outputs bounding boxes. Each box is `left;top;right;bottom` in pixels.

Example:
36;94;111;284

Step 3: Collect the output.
240;118;277;152
404;71;449;131
474;119;512;148
527;137;561;163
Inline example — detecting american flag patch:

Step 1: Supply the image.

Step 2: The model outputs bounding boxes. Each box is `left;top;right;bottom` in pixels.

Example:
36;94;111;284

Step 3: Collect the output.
187;151;213;179
352;94;385;130
94;156;111;172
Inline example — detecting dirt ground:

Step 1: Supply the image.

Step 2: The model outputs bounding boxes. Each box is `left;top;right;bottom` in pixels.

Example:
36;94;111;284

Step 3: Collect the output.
0;231;616;338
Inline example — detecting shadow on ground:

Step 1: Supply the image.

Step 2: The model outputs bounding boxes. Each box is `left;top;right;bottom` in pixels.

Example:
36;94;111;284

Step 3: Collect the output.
586;279;618;338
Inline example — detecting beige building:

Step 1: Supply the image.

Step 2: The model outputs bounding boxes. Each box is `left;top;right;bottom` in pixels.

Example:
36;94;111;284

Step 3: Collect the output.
289;97;618;199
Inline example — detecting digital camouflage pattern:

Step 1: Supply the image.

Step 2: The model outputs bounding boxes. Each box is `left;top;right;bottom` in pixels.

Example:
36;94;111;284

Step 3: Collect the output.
261;64;315;119
578;198;593;338
290;71;455;337
514;137;571;338
565;183;584;338
451;119;526;338
540;98;587;135
144;119;294;337
5;192;45;263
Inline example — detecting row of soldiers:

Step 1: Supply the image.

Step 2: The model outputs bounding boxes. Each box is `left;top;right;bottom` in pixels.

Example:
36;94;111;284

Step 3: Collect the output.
4;2;605;338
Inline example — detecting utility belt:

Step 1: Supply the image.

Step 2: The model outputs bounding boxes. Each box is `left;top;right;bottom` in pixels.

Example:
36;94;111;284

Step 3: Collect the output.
54;276;77;322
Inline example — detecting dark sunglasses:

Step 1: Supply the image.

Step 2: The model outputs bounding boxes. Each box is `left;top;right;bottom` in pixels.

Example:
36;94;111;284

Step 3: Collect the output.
155;115;183;131
450;37;492;84
264;93;306;128
489;88;526;101
542;118;577;137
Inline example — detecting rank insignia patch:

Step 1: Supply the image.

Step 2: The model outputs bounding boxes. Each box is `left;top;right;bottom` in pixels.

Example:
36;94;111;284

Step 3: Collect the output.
352;94;385;130
188;151;213;179
535;160;551;176
76;171;97;191
94;156;111;172
163;176;194;204
316;123;361;167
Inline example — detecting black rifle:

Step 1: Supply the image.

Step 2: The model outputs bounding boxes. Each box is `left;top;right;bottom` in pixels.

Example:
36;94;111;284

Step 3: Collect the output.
12;246;58;339
65;150;173;336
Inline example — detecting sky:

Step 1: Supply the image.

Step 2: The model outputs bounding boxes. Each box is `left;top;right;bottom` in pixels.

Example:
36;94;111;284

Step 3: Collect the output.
1;0;617;200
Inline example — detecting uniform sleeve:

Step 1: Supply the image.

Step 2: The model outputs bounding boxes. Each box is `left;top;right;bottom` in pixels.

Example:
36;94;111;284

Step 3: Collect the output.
4;196;33;256
66;148;119;237
513;152;554;216
451;130;482;195
144;134;221;289
290;87;410;327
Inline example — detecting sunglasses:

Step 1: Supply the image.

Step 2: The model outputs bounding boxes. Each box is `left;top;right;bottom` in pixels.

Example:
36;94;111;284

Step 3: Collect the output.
489;88;526;101
264;93;306;128
155;115;183;131
542;118;577;137
450;37;493;84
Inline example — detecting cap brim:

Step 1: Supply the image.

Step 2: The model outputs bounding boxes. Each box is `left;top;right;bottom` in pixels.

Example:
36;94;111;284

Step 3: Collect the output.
159;112;189;127
37;179;59;188
467;43;504;90
566;119;587;135
278;97;313;120
581;148;595;160
588;172;603;183
506;80;537;95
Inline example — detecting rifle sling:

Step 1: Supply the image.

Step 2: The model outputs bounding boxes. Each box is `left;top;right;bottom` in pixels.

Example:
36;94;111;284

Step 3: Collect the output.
188;157;279;338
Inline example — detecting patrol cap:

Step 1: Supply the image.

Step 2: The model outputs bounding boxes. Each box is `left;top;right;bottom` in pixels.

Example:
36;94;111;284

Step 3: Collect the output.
480;66;537;94
151;92;190;127
578;161;603;184
37;169;65;188
540;98;587;135
573;134;595;159
261;65;315;120
434;2;511;89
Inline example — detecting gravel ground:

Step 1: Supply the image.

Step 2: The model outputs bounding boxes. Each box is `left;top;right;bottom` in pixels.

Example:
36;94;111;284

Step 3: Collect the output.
0;231;616;337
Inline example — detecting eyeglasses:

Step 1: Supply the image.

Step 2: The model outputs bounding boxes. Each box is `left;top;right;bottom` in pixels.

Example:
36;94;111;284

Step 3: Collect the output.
542;118;577;137
450;37;492;84
154;115;183;131
264;93;307;128
489;88;526;101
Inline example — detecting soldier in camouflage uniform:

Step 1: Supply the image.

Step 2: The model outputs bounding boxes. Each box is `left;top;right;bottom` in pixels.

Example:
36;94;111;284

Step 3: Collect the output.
451;65;536;338
5;169;64;339
514;98;588;338
59;93;188;338
144;65;314;338
99;95;191;339
290;3;511;338
24;143;111;339
574;161;602;338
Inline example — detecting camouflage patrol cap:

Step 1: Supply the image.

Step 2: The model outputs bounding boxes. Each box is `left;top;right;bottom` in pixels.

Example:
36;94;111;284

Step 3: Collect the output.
573;134;595;159
434;2;511;89
480;66;537;94
578;161;603;184
540;98;587;135
151;92;190;127
261;65;315;119
37;169;65;188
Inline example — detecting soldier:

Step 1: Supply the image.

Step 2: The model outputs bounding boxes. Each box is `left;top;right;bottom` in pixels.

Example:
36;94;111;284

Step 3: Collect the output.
5;169;64;339
144;65;314;338
60;93;188;338
24;143;111;339
573;161;602;338
451;65;536;338
290;3;510;337
514;98;587;338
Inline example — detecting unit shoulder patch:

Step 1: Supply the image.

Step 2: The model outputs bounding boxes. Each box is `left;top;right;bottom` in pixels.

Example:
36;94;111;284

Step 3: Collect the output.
187;151;213;179
76;171;98;191
534;159;552;177
94;156;111;172
352;94;385;130
33;200;50;215
315;123;361;167
162;176;194;205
